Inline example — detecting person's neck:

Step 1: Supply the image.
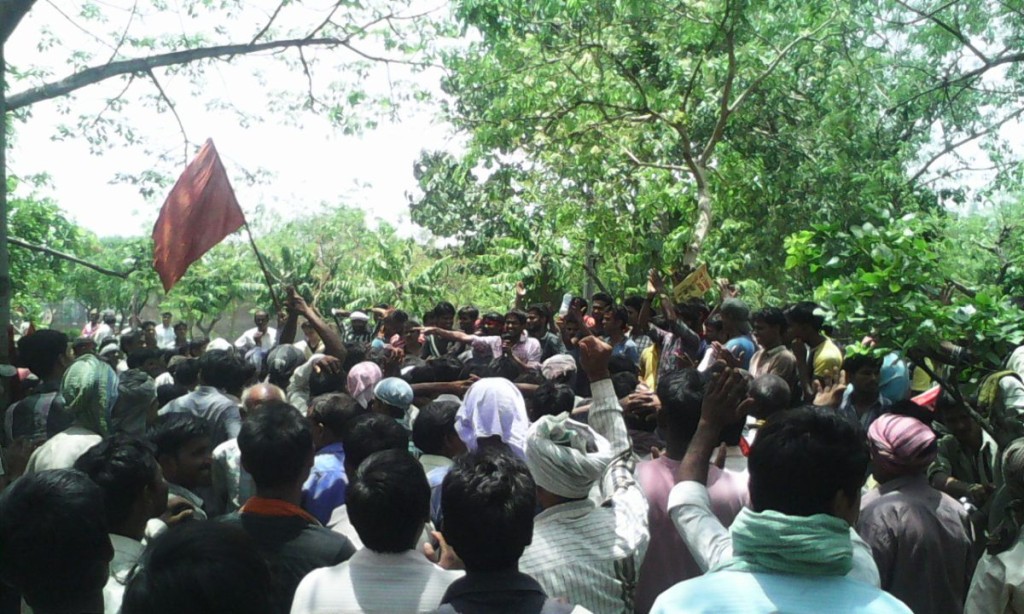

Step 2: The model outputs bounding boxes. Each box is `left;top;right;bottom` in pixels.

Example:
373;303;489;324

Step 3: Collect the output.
317;436;344;452
850;388;876;408
528;328;543;339
808;331;826;347
608;329;625;343
466;564;520;576
255;483;303;506
760;339;781;351
113;517;147;542
665;438;688;461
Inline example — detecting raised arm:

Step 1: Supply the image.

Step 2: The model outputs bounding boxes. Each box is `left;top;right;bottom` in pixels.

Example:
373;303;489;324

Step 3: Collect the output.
287;289;347;361
421;326;476;345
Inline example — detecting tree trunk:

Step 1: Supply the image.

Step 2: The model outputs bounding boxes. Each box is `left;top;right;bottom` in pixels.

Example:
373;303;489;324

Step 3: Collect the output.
683;168;712;267
0;40;10;367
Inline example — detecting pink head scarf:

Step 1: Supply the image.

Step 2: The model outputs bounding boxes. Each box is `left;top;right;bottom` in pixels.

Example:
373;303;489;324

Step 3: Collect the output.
456;378;530;459
867;414;937;476
347;361;383;409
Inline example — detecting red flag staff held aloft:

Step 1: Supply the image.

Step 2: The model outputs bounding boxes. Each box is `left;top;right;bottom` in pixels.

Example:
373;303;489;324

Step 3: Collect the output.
151;138;280;311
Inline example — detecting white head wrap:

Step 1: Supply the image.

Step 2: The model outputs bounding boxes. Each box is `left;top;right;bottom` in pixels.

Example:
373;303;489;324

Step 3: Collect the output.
456;378;530;459
542;354;577;382
525;414;614;499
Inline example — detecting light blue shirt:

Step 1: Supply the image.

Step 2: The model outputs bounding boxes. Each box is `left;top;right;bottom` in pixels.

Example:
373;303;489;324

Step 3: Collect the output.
651;570;912;613
301;442;347;525
724;335;756;370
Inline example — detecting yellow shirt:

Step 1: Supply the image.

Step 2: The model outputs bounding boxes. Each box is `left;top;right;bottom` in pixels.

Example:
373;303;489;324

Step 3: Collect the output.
811;337;843;379
640;345;660;391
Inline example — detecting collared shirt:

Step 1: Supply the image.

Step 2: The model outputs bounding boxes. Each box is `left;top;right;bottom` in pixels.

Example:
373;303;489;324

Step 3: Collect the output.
438;570;590;614
838;388;891;430
210;438;255;517
302;442;348;525
290;547;463;614
343;326;374;347
609;337;639;366
723;335;756;370
160;385;242;447
168;482;208;520
24;425;102;473
519;379;649;614
468;332;542;370
535;330;567;362
222;499;356;614
155;324;177;349
857;473;974;614
651;569;912;614
295;339;326;360
749;344;799;387
103;534;145;614
666;480;881;587
928;430;1000;489
629;328;653;356
634;458;747;614
3;381;70;446
965;531;1024;614
234;326;278;353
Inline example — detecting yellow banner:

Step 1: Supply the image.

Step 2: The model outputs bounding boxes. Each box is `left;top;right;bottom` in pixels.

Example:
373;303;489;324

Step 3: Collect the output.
673;263;713;302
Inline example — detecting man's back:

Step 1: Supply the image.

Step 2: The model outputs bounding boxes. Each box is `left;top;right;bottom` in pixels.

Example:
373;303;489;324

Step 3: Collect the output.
651;569;911;613
858;475;973;614
290;548;462;613
221;512;354;613
161;386;241;446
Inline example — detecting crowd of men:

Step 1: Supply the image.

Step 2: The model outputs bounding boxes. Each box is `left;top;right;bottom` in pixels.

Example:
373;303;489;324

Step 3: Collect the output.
1;271;1024;613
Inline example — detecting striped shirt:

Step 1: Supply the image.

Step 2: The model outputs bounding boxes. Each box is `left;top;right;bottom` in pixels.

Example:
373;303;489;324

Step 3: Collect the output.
519;379;649;614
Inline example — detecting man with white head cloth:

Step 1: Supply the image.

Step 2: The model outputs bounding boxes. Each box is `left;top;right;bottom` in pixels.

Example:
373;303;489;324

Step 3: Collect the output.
455;378;531;460
520;336;649;614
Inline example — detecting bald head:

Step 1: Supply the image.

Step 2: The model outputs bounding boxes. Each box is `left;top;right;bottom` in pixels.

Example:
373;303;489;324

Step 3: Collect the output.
241;383;286;415
748;374;792;420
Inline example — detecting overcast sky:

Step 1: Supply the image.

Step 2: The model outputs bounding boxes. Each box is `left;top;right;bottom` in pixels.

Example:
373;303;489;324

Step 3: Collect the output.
5;1;459;238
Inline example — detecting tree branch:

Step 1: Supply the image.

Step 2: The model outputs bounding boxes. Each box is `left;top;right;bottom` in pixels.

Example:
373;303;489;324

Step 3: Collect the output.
106;0;138;64
621;146;688;173
908;105;1024;184
8;237;129;279
700;27;737;164
893;0;989;64
146;69;190;166
250;0;288;44
8;36;368;111
0;0;35;44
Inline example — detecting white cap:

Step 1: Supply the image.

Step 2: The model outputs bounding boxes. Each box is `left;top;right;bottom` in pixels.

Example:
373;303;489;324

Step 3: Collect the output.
350;311;369;322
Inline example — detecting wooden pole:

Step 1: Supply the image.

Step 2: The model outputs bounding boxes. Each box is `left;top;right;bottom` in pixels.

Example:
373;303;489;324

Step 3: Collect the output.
242;220;281;314
8;237;129;278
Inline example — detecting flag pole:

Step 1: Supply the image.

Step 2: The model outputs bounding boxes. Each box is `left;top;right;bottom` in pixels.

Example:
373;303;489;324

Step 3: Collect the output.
242;220;282;315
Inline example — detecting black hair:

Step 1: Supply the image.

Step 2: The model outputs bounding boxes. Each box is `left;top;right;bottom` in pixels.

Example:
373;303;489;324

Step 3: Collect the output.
526;303;551;322
121;522;274;614
434;301;456;317
171;358;200;388
531;380;575;421
187;339;208;355
657;370;704;442
74;435;161;529
384;310;409;326
611;371;638;399
623;295;645;312
442;450;536;571
121;330;145;353
458;305;480;320
157;384;189;408
310;367;346;398
785;301;826;331
704;314;724;332
425;356;463;382
748;407;869;516
161;312;173;318
128;348;164;370
591;292;614;306
0;469;111;610
309;393;367;439
198;349;247;390
561;311;582;326
173;321;187;331
485;356;523;381
752;307;788;333
749;374;792;418
892;399;938;428
843;353;883;376
342;343;366;372
142;320;157;330
342;413;410;473
148;413;210;459
608;354;639;376
481;311;504;324
237;401;312;490
608;306;630;330
412;400;459;456
504;309;528;325
346;449;429;553
17;330;69;378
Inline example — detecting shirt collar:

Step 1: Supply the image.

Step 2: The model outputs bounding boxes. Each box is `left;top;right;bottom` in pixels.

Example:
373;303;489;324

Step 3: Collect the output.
443;570;545;599
877;472;929;494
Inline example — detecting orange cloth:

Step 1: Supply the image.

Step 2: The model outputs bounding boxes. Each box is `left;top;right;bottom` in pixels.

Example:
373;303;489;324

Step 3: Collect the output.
240;496;321;526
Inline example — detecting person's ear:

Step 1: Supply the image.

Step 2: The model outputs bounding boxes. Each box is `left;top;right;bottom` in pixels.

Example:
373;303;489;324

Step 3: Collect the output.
830;488;861;526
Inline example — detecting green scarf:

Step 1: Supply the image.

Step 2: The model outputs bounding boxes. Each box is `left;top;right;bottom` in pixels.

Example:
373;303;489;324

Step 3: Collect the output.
61;354;119;436
716;508;853;576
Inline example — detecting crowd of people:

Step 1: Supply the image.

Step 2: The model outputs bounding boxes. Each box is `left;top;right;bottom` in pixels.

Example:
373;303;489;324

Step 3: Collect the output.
1;271;1023;613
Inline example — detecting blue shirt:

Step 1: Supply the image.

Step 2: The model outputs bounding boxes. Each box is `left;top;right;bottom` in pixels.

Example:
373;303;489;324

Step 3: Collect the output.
301;442;347;525
651;569;911;613
611;338;640;366
724;335;756;370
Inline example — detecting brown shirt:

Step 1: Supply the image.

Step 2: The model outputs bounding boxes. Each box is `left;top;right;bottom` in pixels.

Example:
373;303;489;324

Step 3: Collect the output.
857;474;974;614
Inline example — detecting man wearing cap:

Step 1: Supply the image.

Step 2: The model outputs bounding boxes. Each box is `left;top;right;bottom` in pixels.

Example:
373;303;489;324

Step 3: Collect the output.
719;298;756;371
342;311;373;347
373;378;420;457
519;336;648;613
858;414;974;614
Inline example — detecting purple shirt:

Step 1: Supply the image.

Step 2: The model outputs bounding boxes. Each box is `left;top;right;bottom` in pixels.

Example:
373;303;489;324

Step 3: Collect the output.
301;442;347;525
635;456;748;614
469;333;542;369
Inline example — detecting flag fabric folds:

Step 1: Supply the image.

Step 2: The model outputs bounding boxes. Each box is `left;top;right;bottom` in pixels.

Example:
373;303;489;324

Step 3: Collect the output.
152;139;246;292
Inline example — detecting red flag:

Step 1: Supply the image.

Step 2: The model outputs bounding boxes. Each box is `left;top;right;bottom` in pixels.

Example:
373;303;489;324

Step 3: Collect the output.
152;139;246;292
